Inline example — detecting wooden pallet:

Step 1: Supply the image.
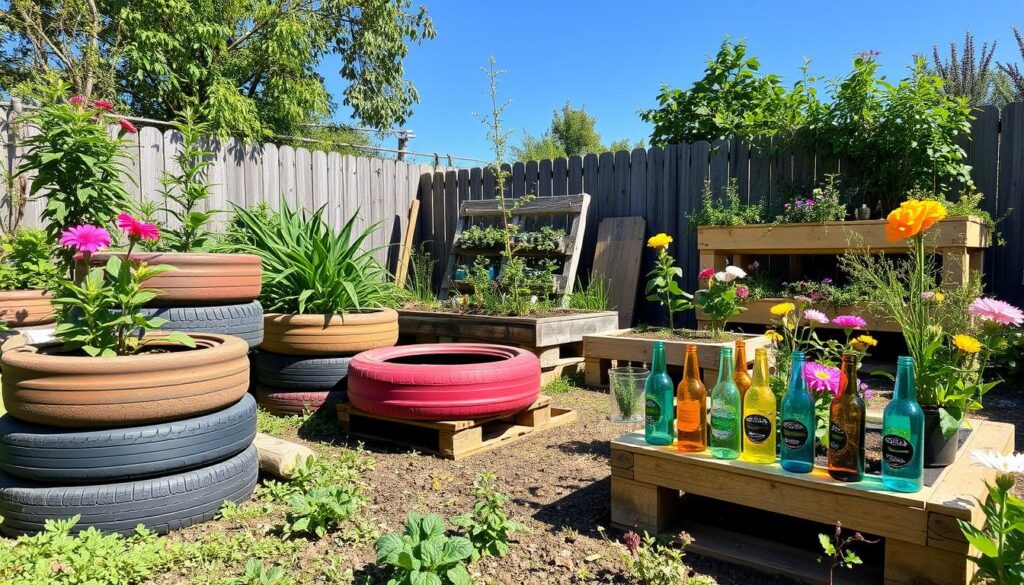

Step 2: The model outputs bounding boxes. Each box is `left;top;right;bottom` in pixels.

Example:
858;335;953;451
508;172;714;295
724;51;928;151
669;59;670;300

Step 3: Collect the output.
335;395;577;460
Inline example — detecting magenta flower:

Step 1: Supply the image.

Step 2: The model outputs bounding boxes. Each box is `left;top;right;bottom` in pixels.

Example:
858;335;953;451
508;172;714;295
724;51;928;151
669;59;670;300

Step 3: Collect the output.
803;361;840;396
698;267;715;281
69;96;85;105
736;286;749;299
803;308;829;325
59;225;111;254
623;531;642;556
832;315;867;329
117;119;137;134
93;99;113;111
116;213;160;240
969;297;1024;326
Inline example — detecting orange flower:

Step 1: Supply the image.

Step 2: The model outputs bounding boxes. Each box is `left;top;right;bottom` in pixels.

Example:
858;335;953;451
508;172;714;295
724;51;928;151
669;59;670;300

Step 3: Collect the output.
885;199;947;242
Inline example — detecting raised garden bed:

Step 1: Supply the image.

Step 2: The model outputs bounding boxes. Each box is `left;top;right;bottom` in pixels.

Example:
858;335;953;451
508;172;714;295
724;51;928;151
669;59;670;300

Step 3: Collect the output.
582;329;771;388
698;298;899;333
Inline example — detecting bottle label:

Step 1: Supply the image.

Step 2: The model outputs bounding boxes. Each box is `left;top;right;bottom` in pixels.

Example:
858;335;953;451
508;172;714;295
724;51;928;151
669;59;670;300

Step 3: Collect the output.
744;414;772;444
644;398;661;425
677;400;702;433
709;407;736;440
883;434;914;469
781;419;808;450
829;422;848;453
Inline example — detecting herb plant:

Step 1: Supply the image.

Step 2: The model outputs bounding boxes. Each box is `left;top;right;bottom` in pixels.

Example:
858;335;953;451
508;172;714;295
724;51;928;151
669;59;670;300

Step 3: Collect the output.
283;485;362;539
690;179;766;227
777;175;848;223
374;513;475;585
0;228;61;291
451;471;527;560
158;109;220;252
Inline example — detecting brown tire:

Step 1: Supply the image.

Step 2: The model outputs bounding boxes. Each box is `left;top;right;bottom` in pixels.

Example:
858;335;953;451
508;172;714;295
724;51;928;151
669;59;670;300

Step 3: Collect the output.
1;333;251;428
89;252;261;306
261;309;399;355
0;290;54;327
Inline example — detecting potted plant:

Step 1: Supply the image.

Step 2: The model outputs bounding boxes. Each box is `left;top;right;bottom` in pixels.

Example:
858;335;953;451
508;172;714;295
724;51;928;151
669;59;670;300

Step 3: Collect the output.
0;228;62;327
1;218;250;428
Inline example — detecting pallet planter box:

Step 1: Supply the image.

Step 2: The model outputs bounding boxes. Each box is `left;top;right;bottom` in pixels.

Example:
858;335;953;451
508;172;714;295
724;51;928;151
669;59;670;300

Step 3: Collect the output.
699;298;900;333
582;329;771;388
398;309;619;383
610;419;1014;585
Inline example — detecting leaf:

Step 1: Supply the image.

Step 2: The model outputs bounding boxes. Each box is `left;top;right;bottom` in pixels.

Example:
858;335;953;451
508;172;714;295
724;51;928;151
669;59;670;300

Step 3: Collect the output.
442;537;475;562
375;534;405;564
410;571;442;585
446;563;473;585
420;515;445;540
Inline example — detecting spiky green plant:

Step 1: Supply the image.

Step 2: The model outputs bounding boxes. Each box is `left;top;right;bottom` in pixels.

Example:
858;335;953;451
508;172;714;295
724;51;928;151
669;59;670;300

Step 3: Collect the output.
219;200;402;314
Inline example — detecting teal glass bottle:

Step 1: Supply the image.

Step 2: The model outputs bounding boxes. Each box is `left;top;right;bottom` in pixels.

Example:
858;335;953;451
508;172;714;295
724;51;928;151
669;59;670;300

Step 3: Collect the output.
882;356;925;492
709;347;742;459
644;341;675;445
780;351;815;473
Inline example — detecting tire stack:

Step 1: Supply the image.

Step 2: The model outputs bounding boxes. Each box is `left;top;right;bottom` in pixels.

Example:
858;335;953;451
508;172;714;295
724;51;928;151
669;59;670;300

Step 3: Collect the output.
253;309;400;416
0;335;258;536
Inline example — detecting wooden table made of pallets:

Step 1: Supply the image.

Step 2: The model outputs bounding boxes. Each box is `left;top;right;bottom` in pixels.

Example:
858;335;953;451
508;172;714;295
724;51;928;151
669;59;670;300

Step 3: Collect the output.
610;420;1014;585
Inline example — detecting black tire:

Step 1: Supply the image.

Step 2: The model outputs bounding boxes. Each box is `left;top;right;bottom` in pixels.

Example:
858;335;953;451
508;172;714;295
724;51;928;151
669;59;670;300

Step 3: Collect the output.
0;445;258;536
137;301;264;349
253;351;351;390
0;395;257;484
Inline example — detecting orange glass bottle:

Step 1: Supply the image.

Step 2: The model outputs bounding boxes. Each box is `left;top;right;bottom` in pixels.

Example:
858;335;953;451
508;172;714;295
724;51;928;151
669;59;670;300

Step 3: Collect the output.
828;353;866;482
733;339;752;398
676;345;707;452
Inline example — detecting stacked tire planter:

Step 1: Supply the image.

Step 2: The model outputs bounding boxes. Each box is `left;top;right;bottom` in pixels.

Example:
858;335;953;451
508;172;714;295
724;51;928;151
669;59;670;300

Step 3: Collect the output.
0;333;258;536
253;308;400;416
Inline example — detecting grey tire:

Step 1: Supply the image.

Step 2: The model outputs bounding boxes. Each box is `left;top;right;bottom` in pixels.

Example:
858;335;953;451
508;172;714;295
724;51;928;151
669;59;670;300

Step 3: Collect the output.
0;444;258;536
0;395;257;484
137;301;264;349
253;351;351;391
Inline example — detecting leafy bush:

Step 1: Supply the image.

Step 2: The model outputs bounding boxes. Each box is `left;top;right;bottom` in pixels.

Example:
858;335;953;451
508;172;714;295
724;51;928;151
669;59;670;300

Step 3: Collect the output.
375;513;475;585
0;228;61;291
777;175;848;223
451;471;527;560
219;200;402;314
0;516;170;585
282;485;362;539
258;450;375;505
158;109;220;252
691;179;766;227
566;273;613;311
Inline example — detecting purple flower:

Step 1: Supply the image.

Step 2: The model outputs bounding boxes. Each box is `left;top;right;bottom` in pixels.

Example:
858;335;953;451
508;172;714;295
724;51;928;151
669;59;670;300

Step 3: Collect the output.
804;362;841;396
623;531;642;556
832;315;867;329
822;277;833;285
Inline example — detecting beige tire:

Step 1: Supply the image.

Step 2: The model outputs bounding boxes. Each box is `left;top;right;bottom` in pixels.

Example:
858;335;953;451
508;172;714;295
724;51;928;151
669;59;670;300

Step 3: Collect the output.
261;309;399;355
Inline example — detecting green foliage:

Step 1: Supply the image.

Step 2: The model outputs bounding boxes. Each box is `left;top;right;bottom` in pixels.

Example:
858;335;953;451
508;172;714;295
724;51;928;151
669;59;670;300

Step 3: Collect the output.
518;226;565;252
645;239;692;331
282;485;363;539
0;516;170;585
542;371;584;395
693;267;748;336
451;472;528;560
514;101;642;161
455;225;506;249
818;522;876;583
53;255;196;356
0;228;61;291
219;199;401;314
691;179;766;226
992;326;1024;380
230;559;293;585
777;175;848;223
158;109;220;252
374;512;475;585
566;273;613;312
623;532;698;585
406;244;439;306
258;449;375;505
256;407;304;436
931;32;1000;107
219;202;278;249
959;475;1024;585
780;279;873;309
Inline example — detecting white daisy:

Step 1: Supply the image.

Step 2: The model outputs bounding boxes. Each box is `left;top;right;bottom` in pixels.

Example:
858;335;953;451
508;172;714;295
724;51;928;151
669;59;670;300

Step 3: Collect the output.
725;265;747;279
714;271;736;282
971;450;1024;474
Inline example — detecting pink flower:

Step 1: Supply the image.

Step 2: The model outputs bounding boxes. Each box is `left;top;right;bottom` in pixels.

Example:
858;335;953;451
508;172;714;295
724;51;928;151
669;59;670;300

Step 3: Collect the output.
69;96;85;105
803;308;829;324
117;119;137;134
803;362;840;396
623;531;642;556
698;267;715;281
59;225;111;253
93;99;113;111
117;213;160;240
969;297;1024;327
832;315;867;329
736;286;749;299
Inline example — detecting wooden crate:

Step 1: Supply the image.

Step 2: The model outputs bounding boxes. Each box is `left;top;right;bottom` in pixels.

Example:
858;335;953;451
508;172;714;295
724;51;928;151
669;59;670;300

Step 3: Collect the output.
582;329;771;388
610;419;1015;585
335;395;577;460
698;298;900;333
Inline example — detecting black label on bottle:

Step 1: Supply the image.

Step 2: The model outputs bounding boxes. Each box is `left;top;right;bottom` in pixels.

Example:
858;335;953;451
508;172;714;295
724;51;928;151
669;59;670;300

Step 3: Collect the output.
744;414;772;444
781;419;808;449
883;434;914;469
644;398;661;425
829;422;848;452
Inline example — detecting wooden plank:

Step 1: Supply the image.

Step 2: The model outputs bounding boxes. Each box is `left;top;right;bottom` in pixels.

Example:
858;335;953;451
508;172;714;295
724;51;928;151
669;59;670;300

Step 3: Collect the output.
997;102;1024;308
244;143;264;208
553;157;569;196
138;127;165;220
459;194;588;216
261;143;279;206
311;150;328;214
394;199;421;288
343;155;360;229
591;217;646;328
294;147;312;210
709;139;729;196
730;140;751;202
369;157;386;255
511;161;526;198
525;160;540;197
642;146;664;325
538;158;553;197
276;145;296;209
613;150;631;218
469;167;483;200
162;129;184;228
579;153;600;278
969;106;1000;291
698;298;898;332
205;137;227;224
628;147;647;218
747;137;772;207
326;151;343;231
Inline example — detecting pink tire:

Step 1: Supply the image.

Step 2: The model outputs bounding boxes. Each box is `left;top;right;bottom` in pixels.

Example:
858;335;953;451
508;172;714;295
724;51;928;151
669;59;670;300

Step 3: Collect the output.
346;343;541;421
254;386;347;417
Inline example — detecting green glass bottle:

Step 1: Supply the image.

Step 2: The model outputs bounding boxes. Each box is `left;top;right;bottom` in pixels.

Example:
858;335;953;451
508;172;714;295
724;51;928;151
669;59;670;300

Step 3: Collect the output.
709;347;742;459
644;341;675;445
882;357;924;492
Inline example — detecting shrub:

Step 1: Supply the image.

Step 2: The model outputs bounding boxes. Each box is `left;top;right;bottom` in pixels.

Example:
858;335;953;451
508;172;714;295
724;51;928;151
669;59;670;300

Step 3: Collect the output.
0;228;61;291
157;109;220;252
375;513;474;585
777;175;848;223
690;179;765;227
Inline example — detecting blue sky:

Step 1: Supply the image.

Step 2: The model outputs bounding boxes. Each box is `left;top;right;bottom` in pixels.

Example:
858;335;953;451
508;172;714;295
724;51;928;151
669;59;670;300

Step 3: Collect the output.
322;0;1021;163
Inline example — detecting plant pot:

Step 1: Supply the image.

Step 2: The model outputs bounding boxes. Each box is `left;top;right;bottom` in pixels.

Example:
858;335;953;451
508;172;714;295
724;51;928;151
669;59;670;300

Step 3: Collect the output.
88;252;262;306
0;289;54;327
922;407;960;468
261;308;399;356
0;333;250;428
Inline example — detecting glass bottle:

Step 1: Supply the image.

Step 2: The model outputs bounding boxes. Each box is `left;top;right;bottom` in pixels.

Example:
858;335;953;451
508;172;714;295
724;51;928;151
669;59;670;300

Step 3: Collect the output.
742;348;776;463
644;341;675;445
828;353;866;482
676;345;707;452
882;357;924;492
733;339;752;398
709;347;742;459
780;351;815;473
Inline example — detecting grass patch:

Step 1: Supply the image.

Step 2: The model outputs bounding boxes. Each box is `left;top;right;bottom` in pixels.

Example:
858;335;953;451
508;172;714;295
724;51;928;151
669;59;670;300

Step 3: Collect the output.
256;408;304;436
543;371;585;395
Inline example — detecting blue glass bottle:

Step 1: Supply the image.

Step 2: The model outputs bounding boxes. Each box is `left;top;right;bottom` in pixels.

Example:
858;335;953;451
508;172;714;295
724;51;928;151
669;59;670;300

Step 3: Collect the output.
882;357;925;492
644;341;675;445
709;347;742;459
780;351;815;473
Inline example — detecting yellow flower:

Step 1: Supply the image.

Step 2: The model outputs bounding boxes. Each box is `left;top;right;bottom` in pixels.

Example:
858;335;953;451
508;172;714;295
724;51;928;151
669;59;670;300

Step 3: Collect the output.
770;302;796;316
953;334;982;354
765;330;784;342
851;335;878;351
934;292;945;302
647;233;673;249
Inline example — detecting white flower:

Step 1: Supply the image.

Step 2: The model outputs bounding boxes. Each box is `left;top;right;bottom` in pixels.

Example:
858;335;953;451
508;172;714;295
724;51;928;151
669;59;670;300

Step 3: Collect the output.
725;265;747;279
714;271;736;283
803;309;829;325
971;450;1024;474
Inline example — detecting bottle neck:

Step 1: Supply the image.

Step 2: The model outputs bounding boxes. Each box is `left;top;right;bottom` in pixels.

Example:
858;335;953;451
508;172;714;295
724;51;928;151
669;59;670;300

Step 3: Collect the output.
651;342;666;373
788;353;807;395
751;349;770;387
734;343;747;374
683;348;700;380
717;349;734;385
894;358;916;401
839;354;858;397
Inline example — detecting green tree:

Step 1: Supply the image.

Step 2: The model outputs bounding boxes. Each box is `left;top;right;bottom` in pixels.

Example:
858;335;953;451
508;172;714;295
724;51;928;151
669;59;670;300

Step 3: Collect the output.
513;101;642;161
